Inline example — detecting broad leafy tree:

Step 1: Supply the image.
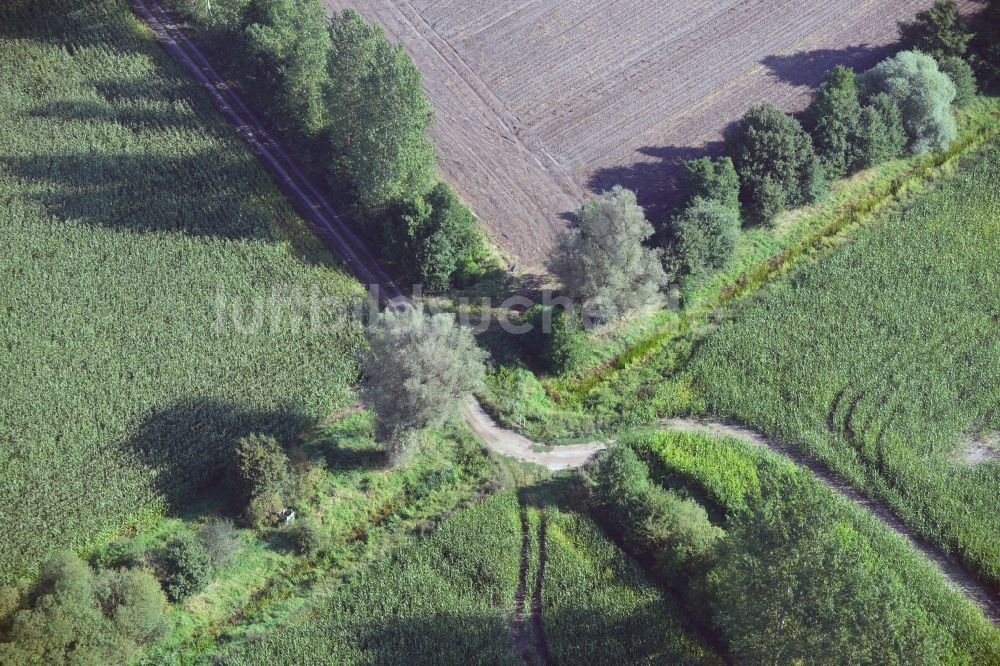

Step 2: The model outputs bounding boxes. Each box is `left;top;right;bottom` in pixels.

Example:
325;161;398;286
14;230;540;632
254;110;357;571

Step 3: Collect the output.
937;55;978;106
804;66;863;179
858;51;957;153
327;10;437;215
551;186;669;315
853;94;907;169
726;104;827;224
361;307;486;464
243;0;330;140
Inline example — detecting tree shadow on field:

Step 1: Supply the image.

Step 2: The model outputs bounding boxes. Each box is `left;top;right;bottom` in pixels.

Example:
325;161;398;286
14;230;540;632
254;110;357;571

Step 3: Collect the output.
761;44;890;87
587;141;727;224
2;148;282;241
121;398;314;514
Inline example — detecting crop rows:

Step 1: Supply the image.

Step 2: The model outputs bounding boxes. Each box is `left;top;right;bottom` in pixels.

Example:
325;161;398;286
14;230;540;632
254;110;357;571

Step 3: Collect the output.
226;491;523;665
689;138;1000;588
0;0;365;584
539;508;720;665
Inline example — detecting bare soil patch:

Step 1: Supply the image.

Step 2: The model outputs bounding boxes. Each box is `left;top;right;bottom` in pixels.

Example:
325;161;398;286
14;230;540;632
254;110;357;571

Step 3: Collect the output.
323;0;976;267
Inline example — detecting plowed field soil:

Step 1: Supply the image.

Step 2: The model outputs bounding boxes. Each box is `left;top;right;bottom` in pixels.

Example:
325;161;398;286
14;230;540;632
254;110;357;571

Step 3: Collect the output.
323;0;978;267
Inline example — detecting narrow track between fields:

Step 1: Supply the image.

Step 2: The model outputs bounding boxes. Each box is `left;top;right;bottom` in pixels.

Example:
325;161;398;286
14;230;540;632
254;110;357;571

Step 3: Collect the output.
130;0;1000;630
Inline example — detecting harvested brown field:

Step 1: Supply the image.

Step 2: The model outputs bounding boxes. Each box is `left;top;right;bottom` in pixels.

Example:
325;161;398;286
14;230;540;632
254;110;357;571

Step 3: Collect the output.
324;0;977;267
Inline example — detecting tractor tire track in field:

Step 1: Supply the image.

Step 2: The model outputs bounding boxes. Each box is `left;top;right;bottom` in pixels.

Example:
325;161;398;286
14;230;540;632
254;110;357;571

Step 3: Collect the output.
130;1;1000;630
510;507;551;666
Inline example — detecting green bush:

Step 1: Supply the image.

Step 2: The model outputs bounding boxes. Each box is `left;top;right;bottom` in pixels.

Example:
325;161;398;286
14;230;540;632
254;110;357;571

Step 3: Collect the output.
383;182;483;292
198;519;242;568
937;55;978;107
286;515;329;556
159;534;214;602
668;197;740;278
0;553;168;663
234;434;291;526
680;157;740;213
805;66;863;179
858;51;957;153
898;0;972;60
726;104;827;224
548;308;590;374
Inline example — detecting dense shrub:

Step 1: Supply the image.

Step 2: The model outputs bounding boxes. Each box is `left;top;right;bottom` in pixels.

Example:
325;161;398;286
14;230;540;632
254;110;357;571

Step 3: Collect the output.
286;515;329;556
159;534;214;602
0;553;168;663
858;51;957;153
383;182;483;292
898;0;972;60
234;434;291;526
552;186;669;315
853;93;908;169
327;9;437;215
937;55;978;107
668;198;740;278
726;104;827;224
198;519;242;568
547;308;590;375
242;0;329;141
804;66;863;178
680;157;740;213
361;307;487;464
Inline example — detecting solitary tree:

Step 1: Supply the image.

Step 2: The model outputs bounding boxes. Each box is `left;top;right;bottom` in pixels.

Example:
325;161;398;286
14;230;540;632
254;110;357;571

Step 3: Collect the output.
898;0;972;60
361;307;487;464
804;66;863;179
243;0;330;140
858;51;957;153
726;104;827;224
327;10;437;216
551;186;669;316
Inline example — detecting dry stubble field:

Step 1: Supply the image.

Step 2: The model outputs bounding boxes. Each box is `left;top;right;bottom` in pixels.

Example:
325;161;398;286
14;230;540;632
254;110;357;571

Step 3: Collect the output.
325;0;972;266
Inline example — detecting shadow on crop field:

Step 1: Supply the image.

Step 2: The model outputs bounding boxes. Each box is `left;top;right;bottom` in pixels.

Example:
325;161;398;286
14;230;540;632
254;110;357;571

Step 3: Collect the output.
2;148;281;240
761;44;888;87
587;141;727;225
123;398;314;513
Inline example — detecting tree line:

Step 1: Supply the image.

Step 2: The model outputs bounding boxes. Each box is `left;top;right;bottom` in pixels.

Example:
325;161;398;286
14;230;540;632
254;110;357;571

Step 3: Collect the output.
177;0;490;292
546;0;998;363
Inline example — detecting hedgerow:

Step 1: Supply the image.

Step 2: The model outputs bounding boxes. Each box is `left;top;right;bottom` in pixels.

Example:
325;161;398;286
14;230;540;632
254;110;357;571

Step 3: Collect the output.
0;0;364;584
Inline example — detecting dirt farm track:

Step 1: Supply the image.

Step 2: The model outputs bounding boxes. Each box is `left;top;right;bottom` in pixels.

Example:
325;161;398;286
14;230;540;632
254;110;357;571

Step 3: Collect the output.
323;0;979;267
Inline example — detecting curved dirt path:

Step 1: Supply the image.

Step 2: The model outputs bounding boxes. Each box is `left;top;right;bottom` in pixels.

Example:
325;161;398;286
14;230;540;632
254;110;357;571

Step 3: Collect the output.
132;3;999;629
